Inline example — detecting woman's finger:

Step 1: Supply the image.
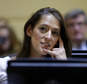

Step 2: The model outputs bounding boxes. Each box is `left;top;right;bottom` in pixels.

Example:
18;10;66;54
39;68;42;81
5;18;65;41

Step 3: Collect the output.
43;49;54;55
52;48;67;59
52;48;60;51
43;49;55;58
43;48;67;59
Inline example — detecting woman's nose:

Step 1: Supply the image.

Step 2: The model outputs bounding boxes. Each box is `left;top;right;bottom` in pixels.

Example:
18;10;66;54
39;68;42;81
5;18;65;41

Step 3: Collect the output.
44;30;52;41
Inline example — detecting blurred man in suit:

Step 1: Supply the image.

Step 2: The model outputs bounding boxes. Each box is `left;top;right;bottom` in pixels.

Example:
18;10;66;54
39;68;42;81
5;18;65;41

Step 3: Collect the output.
65;9;87;50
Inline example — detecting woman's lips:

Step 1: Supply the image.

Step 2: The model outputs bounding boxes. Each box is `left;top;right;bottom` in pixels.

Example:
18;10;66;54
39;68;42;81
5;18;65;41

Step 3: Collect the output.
40;42;50;48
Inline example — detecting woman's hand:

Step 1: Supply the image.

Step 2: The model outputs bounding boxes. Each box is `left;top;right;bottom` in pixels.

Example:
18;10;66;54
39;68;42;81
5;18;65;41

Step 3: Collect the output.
43;37;67;60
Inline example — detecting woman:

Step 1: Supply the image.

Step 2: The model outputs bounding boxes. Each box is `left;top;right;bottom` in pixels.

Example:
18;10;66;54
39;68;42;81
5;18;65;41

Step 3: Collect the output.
17;7;71;59
0;7;71;84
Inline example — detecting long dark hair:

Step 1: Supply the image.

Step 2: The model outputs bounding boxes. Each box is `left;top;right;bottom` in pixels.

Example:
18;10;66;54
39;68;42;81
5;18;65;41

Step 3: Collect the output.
17;7;71;58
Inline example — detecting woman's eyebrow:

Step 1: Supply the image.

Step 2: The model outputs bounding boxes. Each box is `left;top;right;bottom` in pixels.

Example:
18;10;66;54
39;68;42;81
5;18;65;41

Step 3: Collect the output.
39;24;49;27
54;28;60;31
39;24;60;31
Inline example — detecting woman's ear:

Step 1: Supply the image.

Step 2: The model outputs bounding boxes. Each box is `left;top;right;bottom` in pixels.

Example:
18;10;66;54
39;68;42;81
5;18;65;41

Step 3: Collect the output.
26;25;32;37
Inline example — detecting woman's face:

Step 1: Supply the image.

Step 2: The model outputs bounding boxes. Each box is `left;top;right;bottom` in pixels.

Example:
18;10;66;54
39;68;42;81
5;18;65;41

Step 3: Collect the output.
30;14;60;56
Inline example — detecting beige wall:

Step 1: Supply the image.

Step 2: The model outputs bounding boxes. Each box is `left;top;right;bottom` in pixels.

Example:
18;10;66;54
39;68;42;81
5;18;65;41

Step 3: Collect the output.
0;0;87;42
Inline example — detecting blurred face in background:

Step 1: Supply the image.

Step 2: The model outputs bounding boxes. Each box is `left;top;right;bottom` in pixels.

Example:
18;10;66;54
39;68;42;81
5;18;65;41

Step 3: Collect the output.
0;28;11;51
66;14;86;42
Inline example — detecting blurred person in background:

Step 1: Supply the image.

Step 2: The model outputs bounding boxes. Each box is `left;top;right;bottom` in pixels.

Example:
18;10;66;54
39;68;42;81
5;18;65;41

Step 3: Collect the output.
0;17;9;27
65;9;87;50
0;25;21;57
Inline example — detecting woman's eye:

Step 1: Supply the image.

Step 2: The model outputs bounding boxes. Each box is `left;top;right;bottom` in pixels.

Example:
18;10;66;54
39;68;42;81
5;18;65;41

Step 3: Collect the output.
52;31;59;36
40;27;47;32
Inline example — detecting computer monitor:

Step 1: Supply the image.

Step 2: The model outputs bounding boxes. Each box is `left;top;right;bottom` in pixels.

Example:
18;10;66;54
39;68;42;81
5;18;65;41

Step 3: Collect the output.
72;50;87;58
7;58;87;84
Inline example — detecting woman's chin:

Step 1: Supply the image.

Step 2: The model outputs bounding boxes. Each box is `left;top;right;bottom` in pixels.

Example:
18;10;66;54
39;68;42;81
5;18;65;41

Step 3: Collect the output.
40;50;47;55
39;48;47;55
41;52;47;55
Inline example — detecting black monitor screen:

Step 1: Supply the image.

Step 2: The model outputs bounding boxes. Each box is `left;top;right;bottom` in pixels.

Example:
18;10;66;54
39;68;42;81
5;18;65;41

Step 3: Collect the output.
7;58;87;84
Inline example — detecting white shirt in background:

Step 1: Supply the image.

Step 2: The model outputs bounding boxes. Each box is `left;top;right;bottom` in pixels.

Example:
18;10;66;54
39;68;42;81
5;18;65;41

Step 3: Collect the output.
0;56;11;84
